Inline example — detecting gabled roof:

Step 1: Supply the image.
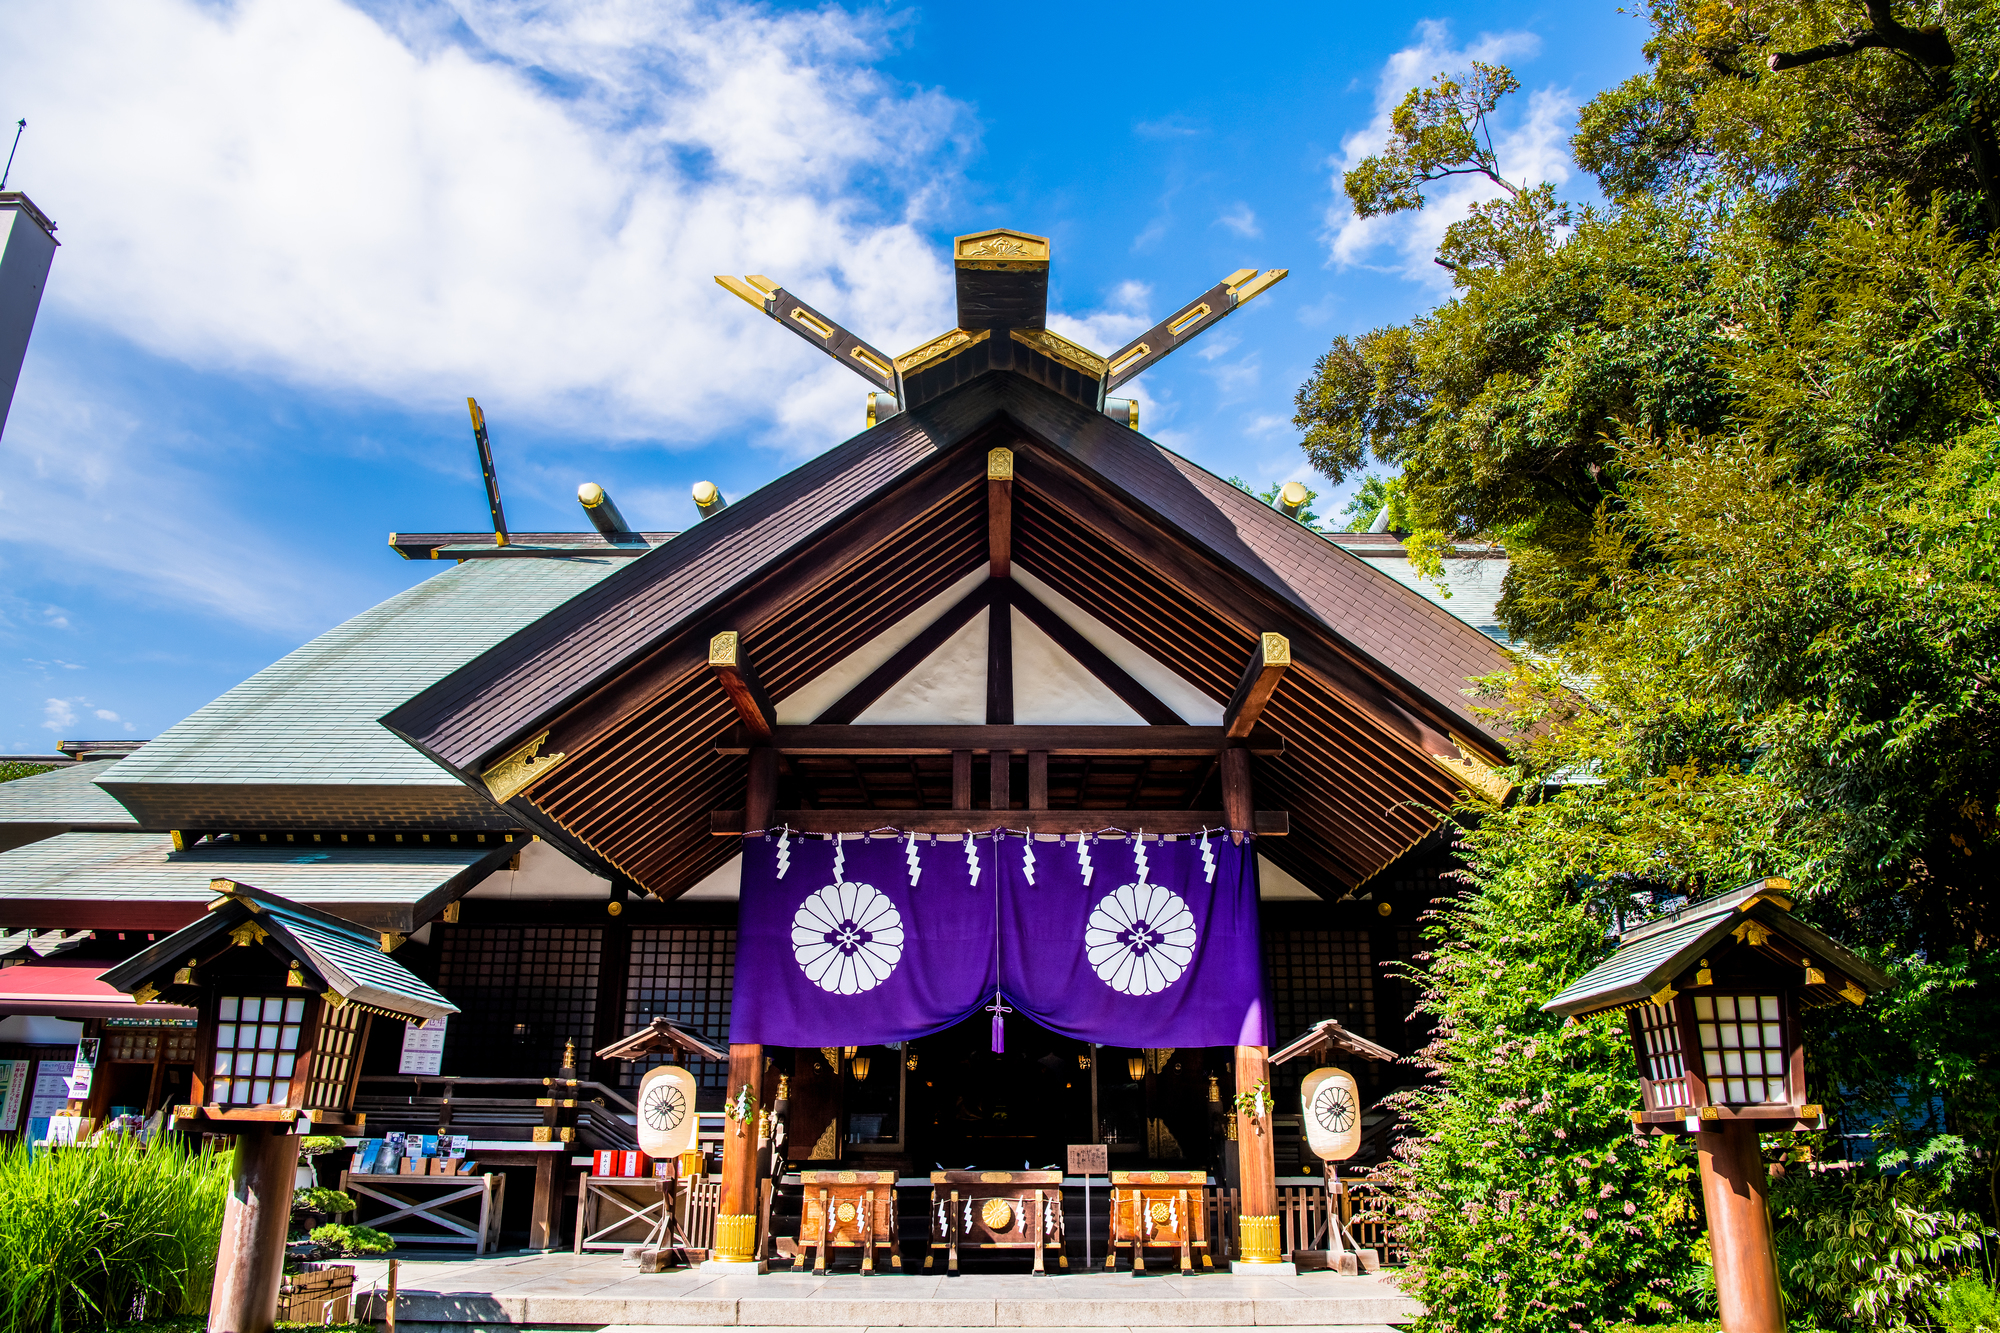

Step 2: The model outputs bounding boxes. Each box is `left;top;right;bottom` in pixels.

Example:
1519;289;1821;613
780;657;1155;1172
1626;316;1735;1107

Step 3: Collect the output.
0;758;141;853
1542;878;1894;1018
384;372;1521;898
101;880;456;1023
100;555;631;831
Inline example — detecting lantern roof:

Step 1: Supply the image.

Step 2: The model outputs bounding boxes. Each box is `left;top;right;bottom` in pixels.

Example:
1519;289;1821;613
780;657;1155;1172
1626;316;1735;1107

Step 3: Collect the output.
99;878;457;1023
1269;1017;1400;1065
594;1015;727;1062
1542;877;1892;1020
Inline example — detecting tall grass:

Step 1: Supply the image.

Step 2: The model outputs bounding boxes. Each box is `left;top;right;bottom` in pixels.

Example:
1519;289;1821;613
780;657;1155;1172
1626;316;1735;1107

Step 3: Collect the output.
0;1136;229;1333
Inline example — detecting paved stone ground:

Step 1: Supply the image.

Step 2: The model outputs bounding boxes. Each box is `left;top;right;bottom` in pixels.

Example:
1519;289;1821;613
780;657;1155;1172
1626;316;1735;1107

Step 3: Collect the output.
345;1251;1419;1329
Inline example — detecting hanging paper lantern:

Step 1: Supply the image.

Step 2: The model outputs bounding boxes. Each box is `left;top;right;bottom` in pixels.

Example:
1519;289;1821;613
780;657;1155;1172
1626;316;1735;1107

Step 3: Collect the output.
1299;1066;1363;1161
636;1063;700;1159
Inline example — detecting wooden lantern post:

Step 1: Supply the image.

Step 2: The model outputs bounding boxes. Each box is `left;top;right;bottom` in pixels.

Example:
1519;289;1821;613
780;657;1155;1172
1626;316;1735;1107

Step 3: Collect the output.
1542;878;1891;1333
99;879;460;1333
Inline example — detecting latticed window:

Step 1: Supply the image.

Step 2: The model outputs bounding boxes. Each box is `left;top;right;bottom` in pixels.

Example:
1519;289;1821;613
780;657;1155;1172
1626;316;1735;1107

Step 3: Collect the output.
306;1002;367;1110
622;927;736;1107
1634;1002;1687;1109
211;996;305;1105
1695;994;1788;1104
104;1026;200;1063
436;926;602;1079
1265;928;1376;1102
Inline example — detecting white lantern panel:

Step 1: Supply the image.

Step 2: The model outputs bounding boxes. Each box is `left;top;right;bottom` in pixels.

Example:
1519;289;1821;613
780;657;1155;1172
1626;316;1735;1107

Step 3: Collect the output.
636;1064;700;1159
1300;1066;1364;1161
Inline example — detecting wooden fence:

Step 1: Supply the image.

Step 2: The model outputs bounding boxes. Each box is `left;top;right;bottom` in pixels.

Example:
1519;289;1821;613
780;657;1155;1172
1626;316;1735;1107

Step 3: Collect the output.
1201;1178;1405;1265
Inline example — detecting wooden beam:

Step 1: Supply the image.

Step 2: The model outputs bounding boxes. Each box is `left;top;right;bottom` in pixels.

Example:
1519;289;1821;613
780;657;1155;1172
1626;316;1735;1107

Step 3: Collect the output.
988;447;1013;578
987;594;1013;725
746;748;778;834
1221;746;1253;844
707;632;775;742
1223;633;1290;739
1028;751;1049;810
711;808;1287;835
717;724;1283;757
1002;582;1185;725
952;750;972;810
990;752;1011;811
813;582;993;725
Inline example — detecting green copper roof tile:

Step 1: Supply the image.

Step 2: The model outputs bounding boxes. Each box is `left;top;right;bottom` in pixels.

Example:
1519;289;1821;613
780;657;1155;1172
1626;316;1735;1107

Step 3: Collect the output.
109;558;630;788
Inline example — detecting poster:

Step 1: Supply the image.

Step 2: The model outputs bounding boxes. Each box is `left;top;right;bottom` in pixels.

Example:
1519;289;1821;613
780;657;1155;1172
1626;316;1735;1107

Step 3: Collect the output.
398;1016;448;1075
63;1038;99;1099
28;1062;70;1123
0;1060;28;1133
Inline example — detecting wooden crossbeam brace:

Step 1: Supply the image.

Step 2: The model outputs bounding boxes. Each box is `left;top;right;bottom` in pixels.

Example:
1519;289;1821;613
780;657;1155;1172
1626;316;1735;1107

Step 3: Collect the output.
1223;633;1290;738
710;809;1288;835
1103;269;1287;393
715;275;898;394
707;631;775;742
716;724;1284;756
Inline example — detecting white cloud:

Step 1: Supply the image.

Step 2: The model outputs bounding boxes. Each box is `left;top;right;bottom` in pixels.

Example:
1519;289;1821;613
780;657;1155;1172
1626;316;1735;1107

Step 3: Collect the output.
1048;281;1152;355
1216;203;1261;239
93;708;120;721
41;697;76;731
0;0;971;443
1321;21;1568;285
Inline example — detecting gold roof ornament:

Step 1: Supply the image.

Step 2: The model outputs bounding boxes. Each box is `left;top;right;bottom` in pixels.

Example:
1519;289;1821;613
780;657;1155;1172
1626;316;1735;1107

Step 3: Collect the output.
954;228;1051;269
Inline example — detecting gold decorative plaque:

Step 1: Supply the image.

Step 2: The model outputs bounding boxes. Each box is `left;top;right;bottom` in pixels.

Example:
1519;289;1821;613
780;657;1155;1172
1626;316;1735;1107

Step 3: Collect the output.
954;228;1051;267
483;730;569;805
1149;1201;1172;1225
836;1201;857;1224
981;1198;1014;1230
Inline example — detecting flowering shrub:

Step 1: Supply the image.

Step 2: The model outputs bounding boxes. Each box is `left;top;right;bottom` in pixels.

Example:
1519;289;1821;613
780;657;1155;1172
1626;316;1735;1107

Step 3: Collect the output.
1383;852;1707;1332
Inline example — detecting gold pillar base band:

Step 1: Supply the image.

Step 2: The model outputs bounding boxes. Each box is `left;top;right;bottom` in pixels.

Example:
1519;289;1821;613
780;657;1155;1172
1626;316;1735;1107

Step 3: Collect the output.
714;1212;759;1262
1237;1214;1282;1265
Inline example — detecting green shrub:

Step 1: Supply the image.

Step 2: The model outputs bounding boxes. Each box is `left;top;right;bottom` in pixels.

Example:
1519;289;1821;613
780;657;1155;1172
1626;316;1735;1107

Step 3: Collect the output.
306;1223;394;1256
1939;1274;2000;1333
0;1136;228;1333
293;1187;355;1216
296;1135;347;1158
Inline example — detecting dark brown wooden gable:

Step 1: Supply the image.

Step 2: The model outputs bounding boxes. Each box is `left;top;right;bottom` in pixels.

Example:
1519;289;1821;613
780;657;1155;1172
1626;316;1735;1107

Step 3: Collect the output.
519;464;990;893
385;371;1520;899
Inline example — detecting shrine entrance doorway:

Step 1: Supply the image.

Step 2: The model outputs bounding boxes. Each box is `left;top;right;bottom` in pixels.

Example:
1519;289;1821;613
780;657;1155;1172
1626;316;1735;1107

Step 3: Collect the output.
908;1013;1091;1170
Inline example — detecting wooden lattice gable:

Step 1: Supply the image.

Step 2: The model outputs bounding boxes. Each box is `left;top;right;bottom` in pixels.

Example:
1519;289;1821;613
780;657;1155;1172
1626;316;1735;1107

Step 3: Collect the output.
1542;877;1892;1020
383;372;1522;898
100;879;456;1023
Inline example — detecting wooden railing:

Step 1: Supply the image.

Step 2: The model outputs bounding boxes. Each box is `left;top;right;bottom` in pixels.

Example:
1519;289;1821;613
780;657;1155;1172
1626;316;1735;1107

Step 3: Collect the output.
1199;1178;1405;1265
681;1176;720;1252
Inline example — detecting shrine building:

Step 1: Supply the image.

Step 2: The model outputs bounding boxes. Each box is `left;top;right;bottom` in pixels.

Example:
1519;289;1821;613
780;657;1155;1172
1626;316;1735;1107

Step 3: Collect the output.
0;228;1516;1262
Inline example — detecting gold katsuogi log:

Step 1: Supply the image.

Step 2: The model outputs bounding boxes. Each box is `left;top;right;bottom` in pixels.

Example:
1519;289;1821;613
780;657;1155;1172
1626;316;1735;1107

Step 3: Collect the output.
1107;1169;1212;1275
925;1169;1067;1275
797;1169;900;1274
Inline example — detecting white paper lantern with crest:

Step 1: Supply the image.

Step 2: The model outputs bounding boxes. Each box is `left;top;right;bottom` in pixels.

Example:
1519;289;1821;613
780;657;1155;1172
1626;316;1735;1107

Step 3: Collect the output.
637;1064;700;1159
1300;1066;1363;1161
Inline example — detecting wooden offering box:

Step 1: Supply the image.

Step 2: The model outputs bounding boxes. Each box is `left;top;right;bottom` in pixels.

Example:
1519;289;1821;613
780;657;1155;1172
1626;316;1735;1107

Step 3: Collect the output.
1107;1169;1210;1274
797;1169;899;1274
926;1169;1065;1275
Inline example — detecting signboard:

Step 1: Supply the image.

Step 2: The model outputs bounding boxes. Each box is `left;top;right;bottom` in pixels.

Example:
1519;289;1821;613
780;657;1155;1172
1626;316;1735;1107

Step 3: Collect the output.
1066;1142;1108;1175
63;1038;100;1100
0;1060;28;1133
27;1062;70;1123
398;1016;449;1076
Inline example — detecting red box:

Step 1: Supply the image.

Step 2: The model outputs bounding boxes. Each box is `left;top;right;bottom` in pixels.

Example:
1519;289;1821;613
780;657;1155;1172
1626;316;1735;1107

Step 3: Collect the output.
593;1149;652;1177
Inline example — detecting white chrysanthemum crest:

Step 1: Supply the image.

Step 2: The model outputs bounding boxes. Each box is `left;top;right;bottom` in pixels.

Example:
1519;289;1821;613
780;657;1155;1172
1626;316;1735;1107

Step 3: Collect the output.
1083;881;1199;996
790;881;904;994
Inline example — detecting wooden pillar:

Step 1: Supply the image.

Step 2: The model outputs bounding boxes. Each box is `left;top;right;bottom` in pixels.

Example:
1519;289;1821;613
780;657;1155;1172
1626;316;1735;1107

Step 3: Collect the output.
1233;1045;1281;1265
1221;746;1253;845
209;1127;300;1333
715;1042;764;1264
746;747;777;835
1700;1121;1783;1333
529;1152;557;1250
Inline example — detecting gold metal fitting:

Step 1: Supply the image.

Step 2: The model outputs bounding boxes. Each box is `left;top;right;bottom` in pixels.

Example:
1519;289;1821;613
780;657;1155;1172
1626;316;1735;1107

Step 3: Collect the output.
1694;959;1713;987
714;1213;760;1262
987;447;1015;480
172;958;199;986
286;960;308;989
1237;1215;1282;1264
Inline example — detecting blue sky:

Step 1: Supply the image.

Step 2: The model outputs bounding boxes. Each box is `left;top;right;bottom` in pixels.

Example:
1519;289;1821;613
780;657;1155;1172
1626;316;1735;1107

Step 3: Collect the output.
0;0;1646;751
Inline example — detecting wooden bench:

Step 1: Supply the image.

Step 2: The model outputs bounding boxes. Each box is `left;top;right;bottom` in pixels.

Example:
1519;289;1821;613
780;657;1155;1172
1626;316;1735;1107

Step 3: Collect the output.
339;1170;506;1254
